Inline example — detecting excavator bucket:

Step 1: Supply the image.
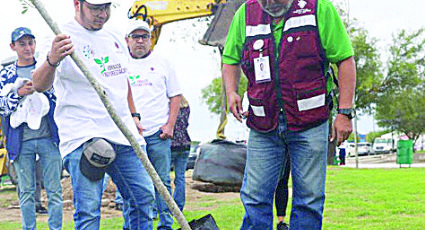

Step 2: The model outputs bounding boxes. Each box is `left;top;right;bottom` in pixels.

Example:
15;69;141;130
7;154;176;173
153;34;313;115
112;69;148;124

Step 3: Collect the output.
199;0;245;49
199;0;244;140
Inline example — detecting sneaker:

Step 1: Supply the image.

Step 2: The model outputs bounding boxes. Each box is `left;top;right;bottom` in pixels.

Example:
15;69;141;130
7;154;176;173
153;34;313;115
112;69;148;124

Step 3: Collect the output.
35;205;48;215
277;221;289;230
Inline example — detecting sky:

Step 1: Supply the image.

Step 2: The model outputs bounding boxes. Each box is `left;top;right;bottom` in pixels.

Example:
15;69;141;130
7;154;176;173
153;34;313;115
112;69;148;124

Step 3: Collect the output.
1;0;424;142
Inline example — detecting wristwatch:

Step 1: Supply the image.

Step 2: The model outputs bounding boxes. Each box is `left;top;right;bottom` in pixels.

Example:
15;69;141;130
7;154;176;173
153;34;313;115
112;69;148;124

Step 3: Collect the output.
131;112;141;120
46;52;60;67
337;108;355;120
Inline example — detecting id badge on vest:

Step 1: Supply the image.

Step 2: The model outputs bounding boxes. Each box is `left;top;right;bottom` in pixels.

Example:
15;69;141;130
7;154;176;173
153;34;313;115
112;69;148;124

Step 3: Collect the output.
254;56;271;83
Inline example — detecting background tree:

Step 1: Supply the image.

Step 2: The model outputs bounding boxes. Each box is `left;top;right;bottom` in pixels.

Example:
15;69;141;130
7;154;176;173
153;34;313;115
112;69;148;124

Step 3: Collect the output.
366;130;390;144
375;28;425;143
333;0;383;115
350;29;383;113
201;75;247;115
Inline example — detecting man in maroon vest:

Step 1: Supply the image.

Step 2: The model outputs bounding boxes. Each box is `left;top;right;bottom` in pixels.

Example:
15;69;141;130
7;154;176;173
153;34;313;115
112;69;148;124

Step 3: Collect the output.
222;0;356;229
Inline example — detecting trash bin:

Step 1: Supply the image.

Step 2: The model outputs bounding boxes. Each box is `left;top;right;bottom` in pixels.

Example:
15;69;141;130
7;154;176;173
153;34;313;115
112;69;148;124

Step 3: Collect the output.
396;140;413;167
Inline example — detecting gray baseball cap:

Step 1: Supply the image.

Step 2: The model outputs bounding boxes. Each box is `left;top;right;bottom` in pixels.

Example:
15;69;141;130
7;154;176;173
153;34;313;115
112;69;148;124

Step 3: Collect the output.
80;138;116;181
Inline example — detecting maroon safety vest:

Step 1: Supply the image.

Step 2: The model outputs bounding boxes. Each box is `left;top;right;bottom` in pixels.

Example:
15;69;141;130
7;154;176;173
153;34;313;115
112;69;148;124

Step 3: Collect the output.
241;0;329;132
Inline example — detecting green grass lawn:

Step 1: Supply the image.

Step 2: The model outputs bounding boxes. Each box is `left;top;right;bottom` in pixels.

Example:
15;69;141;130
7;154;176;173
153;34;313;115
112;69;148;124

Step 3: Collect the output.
1;167;425;229
323;167;425;230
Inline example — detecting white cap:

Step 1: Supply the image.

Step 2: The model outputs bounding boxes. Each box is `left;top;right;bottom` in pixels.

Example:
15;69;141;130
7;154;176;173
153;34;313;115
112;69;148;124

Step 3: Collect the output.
126;20;152;36
84;0;112;4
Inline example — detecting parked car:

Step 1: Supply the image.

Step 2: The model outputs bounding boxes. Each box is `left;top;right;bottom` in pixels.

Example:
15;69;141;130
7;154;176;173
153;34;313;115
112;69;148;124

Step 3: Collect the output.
186;143;200;170
345;142;373;157
373;137;395;154
358;142;373;156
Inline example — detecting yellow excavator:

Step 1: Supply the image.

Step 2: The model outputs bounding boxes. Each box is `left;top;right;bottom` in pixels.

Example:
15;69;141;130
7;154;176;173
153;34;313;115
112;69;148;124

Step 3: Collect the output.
128;0;243;49
127;0;244;139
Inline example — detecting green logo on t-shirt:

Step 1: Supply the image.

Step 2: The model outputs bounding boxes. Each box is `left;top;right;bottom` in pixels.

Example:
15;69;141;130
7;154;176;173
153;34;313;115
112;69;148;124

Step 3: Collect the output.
94;56;110;74
129;75;140;85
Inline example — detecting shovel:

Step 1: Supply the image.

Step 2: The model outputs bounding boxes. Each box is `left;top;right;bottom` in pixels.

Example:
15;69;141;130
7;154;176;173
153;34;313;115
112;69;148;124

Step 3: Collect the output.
177;214;219;230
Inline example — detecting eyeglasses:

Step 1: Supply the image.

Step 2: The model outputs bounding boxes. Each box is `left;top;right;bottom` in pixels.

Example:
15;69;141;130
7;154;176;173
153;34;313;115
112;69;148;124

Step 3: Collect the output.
129;34;151;41
83;1;111;14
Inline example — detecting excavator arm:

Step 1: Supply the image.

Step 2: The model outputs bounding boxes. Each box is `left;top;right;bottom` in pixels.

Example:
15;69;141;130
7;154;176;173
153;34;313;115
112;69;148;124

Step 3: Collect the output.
128;0;228;48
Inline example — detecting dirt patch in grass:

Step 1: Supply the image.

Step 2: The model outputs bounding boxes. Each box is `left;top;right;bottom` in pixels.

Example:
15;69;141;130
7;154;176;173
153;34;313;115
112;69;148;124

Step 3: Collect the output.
0;170;240;224
185;171;240;211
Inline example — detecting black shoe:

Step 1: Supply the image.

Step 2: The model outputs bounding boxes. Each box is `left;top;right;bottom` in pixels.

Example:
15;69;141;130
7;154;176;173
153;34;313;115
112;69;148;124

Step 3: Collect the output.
277;221;289;230
35;205;48;214
115;203;123;211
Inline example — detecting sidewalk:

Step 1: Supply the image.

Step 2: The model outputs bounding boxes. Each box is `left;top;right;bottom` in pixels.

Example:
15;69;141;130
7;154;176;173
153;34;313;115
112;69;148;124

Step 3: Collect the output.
344;162;425;168
343;152;425;168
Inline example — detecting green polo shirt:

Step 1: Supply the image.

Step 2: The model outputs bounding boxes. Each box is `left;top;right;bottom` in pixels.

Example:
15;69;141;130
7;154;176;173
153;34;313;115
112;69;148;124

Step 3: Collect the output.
222;0;354;66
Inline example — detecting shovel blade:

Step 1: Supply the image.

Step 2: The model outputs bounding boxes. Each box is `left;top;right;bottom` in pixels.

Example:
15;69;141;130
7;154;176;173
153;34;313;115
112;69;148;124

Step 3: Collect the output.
177;214;219;230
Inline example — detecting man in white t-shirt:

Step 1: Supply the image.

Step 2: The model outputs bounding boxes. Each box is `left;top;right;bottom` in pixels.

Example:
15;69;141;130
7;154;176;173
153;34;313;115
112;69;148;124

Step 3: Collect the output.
32;1;155;229
125;19;182;230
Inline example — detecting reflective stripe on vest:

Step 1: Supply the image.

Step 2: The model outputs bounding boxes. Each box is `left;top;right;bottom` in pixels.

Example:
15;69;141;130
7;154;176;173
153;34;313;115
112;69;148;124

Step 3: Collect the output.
283;14;316;31
246;24;272;37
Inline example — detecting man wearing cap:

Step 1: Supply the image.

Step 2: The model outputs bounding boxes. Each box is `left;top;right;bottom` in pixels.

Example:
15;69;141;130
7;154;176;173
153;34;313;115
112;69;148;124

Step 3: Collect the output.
125;19;182;230
0;27;63;230
32;1;155;229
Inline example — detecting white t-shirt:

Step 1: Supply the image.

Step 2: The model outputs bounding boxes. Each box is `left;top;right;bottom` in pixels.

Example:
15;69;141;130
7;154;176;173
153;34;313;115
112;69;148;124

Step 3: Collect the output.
39;20;145;157
128;52;182;136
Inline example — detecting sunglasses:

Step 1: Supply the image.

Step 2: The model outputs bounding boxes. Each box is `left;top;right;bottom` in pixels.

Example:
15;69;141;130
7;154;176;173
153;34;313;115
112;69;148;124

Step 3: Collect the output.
129;34;151;40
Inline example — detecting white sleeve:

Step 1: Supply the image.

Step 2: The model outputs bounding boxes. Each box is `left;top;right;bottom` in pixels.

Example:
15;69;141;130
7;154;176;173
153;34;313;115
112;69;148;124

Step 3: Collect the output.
164;57;182;98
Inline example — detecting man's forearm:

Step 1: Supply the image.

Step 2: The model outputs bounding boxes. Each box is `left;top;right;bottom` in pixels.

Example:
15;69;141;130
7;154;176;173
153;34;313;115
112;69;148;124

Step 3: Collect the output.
337;56;356;108
222;64;241;95
167;94;182;127
33;61;57;92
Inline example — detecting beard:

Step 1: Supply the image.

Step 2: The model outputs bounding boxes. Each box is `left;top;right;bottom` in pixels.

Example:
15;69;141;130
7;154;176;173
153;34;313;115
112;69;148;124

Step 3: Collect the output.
78;4;109;31
259;0;294;18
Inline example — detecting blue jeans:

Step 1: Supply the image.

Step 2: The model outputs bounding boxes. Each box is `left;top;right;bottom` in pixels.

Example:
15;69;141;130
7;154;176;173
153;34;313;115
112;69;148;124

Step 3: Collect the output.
102;173;124;205
240;121;328;230
171;149;189;211
145;131;173;230
35;159;43;207
14;138;63;230
63;143;155;230
103;173;128;229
